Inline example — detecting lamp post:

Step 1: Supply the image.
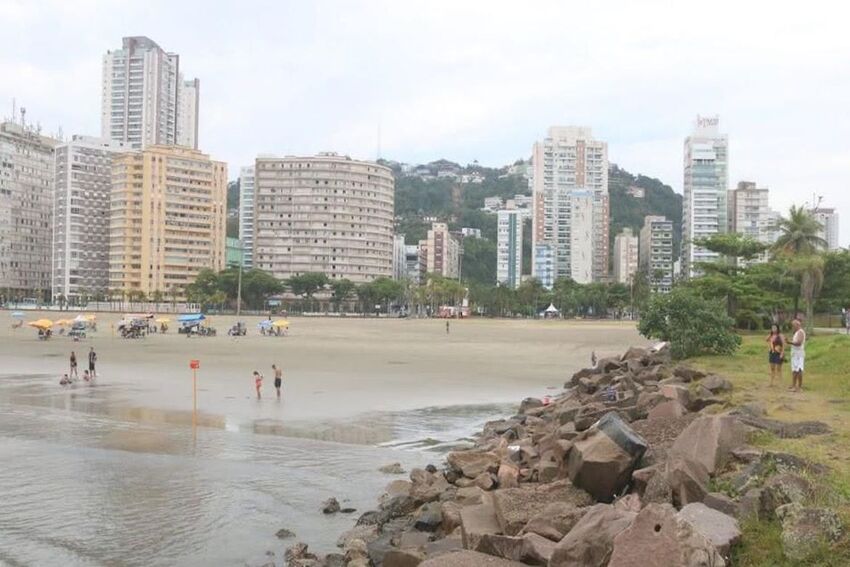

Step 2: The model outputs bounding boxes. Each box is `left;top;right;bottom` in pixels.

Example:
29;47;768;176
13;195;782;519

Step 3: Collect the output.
236;256;243;317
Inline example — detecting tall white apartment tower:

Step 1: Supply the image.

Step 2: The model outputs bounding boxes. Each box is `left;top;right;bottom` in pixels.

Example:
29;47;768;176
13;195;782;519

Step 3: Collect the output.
496;209;523;289
531;126;608;288
613;227;639;284
640;216;674;293
102;36;199;149
813;207;840;250
683;115;728;277
177;78;200;149
52;136;129;303
238;165;255;269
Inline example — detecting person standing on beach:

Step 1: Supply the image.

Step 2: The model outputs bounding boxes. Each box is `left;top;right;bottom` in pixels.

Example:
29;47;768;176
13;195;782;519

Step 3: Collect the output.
253;371;263;400
789;319;806;392
766;323;785;387
272;364;283;399
446;320;450;335
69;351;78;379
88;347;97;378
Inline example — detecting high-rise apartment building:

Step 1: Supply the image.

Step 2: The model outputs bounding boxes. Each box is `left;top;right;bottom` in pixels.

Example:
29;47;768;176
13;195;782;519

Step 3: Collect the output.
424;222;460;279
728;181;771;263
177;78;200;149
496;209;523;288
238;165;255;269
612;227;639;285
683;115;728;277
531;126;608;287
813;207;840;250
404;245;422;284
640;216;674;293
108;145;227;298
52;136;129;303
392;234;407;280
0;121;58;298
252;153;394;283
102;36;199;149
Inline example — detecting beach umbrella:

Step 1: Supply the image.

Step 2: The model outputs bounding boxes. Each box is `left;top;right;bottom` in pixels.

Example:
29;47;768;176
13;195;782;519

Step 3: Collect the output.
272;319;290;328
84;314;97;321
54;319;72;326
28;319;53;330
10;311;24;318
73;315;88;323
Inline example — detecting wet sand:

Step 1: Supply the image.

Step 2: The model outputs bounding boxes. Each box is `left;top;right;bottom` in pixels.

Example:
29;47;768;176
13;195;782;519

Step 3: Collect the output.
1;312;645;429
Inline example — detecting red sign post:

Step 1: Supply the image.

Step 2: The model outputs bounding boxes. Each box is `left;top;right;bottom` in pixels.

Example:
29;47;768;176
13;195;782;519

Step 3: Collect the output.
189;360;200;425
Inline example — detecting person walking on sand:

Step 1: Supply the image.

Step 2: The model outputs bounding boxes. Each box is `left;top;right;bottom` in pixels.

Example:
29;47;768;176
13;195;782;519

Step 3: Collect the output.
88;347;97;378
766;323;785;387
69;351;78;379
253;371;263;400
272;364;283;399
789;318;806;392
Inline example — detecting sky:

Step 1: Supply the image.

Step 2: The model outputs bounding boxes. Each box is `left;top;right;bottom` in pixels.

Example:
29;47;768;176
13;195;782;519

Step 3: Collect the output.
2;0;849;245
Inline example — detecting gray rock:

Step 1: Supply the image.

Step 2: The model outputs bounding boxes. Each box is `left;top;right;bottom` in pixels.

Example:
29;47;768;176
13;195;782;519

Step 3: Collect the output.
647;399;688;421
322;497;341;514
702;375;733;393
673;365;707;382
460;500;502;550
419;550;524;566
414;502;443;532
520;502;587;542
491;480;593;536
276;528;296;539
776;503;844;561
519;397;544;414
380;462;406;474
678;502;742;557
762;473;813;510
383;548;425;567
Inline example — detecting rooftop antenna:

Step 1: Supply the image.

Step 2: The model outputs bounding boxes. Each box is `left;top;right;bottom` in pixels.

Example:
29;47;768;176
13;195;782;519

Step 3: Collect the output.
20;107;26;128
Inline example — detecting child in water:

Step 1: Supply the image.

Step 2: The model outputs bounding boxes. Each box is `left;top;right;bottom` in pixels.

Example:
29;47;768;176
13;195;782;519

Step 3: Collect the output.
253;371;263;399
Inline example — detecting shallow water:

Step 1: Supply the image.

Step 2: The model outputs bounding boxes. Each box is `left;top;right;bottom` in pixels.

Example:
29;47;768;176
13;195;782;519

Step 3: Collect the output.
0;373;513;566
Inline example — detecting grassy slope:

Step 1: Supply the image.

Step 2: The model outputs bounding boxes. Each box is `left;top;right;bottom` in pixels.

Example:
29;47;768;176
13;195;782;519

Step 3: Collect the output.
690;334;850;566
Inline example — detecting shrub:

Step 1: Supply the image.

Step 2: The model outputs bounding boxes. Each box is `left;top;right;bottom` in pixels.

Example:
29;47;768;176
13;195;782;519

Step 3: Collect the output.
638;287;741;359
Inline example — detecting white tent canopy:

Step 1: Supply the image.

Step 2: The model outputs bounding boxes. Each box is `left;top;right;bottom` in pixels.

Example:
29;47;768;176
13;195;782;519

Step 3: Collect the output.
544;303;559;313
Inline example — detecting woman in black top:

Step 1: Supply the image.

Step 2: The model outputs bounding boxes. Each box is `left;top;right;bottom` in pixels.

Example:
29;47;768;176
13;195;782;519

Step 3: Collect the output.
69;351;78;379
766;323;785;387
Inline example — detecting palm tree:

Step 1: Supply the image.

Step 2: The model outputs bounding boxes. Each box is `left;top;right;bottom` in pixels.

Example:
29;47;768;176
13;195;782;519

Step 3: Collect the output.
773;205;827;256
773;205;828;328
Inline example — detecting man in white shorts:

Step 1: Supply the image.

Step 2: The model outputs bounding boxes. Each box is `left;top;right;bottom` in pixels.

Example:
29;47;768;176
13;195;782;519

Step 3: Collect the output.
789;318;806;392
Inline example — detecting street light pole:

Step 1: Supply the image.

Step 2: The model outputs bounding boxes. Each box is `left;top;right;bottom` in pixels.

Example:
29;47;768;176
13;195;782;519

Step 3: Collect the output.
236;257;243;317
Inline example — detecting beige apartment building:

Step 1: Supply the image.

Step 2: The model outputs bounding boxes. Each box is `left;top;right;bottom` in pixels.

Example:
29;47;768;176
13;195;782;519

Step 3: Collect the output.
108;145;226;298
252;153;394;283
613;227;639;285
423;222;460;279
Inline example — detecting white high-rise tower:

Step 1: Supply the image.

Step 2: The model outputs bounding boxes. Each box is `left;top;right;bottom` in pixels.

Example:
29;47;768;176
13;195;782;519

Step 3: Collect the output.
683;115;728;277
102;36;199;149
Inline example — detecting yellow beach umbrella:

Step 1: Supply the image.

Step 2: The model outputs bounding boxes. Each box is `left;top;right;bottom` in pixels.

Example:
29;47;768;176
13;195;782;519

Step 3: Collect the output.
272;319;290;328
54;319;71;326
28;319;53;330
84;314;97;321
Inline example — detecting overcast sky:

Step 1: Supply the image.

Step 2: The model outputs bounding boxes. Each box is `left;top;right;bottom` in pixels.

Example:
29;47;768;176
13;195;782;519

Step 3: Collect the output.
2;0;848;245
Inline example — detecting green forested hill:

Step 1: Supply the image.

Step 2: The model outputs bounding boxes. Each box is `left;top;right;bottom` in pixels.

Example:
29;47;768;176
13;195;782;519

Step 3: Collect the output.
608;164;682;258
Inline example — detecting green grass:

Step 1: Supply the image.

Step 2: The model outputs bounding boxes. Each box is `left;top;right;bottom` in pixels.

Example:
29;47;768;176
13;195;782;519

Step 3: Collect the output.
691;334;850;566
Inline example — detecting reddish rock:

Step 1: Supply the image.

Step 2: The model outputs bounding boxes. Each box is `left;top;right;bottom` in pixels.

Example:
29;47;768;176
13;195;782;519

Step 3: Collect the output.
460;500;502;550
666;455;710;507
419;550;525;566
647;399;688;421
670;416;747;475
491;480;593;536
608;503;724;567
448;451;500;479
496;463;519;489
520;502;587;542
660;384;691;407
549;504;636;567
678;502;741;557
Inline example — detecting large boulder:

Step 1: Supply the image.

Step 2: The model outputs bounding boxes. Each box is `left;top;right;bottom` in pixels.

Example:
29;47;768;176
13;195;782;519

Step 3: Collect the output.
474;533;555;565
621;346;649;362
660;383;691;407
666;455;710;507
520;502;587;542
776;503;845;561
460;500;502;550
703;492;740;518
670;416;747;475
413;502;443;532
383;549;425;567
491;480;593;536
448;451;500;479
762;473;813;511
549;504;636;567
418;550;525;566
608;503;725;567
647;399;688;421
566;412;648;502
678;502;741;557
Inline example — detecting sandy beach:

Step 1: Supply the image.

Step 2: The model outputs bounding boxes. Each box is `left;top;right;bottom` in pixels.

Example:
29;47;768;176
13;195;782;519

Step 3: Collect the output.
1;312;645;431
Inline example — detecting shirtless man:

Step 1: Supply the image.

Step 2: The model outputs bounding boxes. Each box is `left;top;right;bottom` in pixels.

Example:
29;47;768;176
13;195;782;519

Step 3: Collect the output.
272;364;283;399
